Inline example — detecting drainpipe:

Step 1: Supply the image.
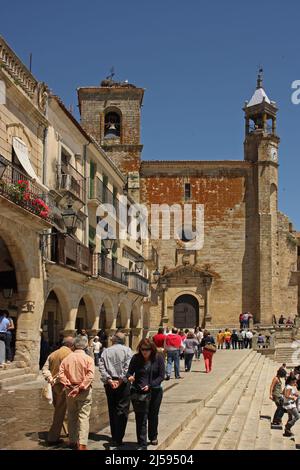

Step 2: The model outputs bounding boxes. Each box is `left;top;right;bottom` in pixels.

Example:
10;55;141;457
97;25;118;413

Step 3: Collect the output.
83;142;90;246
42;101;49;185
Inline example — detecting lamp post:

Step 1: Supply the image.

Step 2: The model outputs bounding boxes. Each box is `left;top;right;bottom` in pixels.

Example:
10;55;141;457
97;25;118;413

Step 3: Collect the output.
61;204;78;233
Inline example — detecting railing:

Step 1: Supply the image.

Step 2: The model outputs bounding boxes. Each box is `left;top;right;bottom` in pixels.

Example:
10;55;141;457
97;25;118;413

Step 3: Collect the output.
57;162;86;202
89;177;104;203
96;254;128;286
125;271;149;297
0;155;55;223
88;178;118;216
42;232;92;275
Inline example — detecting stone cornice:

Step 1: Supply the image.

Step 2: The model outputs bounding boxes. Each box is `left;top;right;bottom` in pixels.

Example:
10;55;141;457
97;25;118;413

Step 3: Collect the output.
141;160;253;177
0;36;37;98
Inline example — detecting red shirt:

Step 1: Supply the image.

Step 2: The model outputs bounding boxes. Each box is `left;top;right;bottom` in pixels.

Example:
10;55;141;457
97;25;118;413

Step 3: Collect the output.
152;333;166;348
165;334;183;349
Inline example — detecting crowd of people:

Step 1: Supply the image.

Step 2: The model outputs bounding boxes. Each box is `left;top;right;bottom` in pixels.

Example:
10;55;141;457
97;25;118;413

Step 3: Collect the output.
269;364;300;437
41;326;219;450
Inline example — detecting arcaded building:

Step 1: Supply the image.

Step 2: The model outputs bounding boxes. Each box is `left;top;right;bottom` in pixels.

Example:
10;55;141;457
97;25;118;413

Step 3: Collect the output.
78;72;298;331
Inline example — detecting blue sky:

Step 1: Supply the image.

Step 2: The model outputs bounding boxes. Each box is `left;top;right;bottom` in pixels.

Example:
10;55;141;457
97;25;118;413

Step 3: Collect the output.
2;0;300;227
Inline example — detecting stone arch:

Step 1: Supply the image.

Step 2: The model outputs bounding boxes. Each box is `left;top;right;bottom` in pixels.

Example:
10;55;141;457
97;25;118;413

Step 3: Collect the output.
117;301;130;328
6;123;33;150
80;293;98;329
45;285;71;326
130;303;142;328
170;289;204;309
40;291;64;363
99;297;115;329
104;107;122;140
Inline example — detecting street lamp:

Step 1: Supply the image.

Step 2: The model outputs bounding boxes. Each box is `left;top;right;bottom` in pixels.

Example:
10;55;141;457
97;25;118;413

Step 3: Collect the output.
135;255;144;273
61;204;78;233
152;269;160;283
102;237;115;255
160;278;168;291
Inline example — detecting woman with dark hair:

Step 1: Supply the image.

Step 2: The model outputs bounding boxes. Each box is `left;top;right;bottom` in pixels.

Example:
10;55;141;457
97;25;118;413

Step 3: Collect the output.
200;330;216;373
283;375;299;437
269;367;287;426
127;338;165;450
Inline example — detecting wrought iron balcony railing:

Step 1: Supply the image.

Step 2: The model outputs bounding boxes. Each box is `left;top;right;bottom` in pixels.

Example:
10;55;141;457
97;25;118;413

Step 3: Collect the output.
125;271;149;297
41;232;92;275
0;155;55;223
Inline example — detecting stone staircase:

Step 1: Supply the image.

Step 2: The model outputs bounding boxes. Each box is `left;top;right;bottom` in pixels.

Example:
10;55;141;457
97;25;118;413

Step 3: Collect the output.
0;362;37;390
163;352;300;451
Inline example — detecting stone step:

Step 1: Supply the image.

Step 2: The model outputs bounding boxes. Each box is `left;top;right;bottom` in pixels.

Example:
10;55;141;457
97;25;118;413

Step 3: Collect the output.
0;373;37;390
192;354;264;450
237;357;271;450
166;352;260;451
217;356;268;450
0;367;31;380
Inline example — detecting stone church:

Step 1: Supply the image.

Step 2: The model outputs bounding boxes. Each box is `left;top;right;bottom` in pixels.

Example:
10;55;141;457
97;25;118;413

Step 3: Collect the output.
77;72;298;331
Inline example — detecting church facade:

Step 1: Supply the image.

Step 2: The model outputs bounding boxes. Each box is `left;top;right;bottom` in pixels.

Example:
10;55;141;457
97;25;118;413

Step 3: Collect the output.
78;73;298;331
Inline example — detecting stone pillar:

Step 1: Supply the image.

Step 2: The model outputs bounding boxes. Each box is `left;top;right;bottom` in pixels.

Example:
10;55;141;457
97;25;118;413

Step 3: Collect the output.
131;327;142;350
105;328;117;346
122;328;131;346
14;299;42;371
203;277;212;327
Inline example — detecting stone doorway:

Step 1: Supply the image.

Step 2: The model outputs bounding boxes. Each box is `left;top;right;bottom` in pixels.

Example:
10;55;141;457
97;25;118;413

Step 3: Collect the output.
174;294;199;329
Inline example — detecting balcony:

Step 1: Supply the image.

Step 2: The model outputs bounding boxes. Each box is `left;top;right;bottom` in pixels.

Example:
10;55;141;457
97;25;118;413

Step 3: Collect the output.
88;177;104;205
94;254;149;295
88;178;118;217
0;155;56;223
57;161;86;203
42;232;92;275
125;271;149;297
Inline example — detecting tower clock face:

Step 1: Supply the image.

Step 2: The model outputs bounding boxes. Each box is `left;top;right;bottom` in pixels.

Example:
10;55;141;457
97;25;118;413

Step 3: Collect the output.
270;148;278;162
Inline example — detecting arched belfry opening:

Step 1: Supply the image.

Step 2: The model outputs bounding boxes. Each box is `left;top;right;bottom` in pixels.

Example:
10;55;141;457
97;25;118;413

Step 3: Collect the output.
104;111;121;139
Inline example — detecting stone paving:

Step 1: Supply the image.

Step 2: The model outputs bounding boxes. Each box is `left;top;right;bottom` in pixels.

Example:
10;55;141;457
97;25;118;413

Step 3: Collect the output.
0;349;254;450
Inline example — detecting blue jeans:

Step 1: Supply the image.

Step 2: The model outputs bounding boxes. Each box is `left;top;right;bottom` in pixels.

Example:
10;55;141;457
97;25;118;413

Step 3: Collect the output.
166;350;180;378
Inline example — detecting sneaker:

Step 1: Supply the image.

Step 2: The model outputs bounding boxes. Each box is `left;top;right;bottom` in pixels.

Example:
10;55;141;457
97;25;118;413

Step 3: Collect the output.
137;446;147;450
165;375;170;381
150;439;158;446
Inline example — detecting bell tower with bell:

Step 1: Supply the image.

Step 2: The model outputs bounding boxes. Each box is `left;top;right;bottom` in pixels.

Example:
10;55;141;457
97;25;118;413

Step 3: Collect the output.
77;73;144;200
244;70;280;325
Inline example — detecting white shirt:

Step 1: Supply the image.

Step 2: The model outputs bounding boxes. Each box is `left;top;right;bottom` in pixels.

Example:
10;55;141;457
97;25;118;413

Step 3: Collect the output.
246;331;253;339
93;341;102;353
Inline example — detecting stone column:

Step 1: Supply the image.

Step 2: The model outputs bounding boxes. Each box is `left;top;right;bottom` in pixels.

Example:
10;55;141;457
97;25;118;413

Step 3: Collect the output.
131;327;142;350
203;277;212;327
105;329;117;346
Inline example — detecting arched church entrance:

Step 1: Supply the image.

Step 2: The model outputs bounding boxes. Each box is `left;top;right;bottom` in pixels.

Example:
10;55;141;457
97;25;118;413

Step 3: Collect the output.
174;294;199;329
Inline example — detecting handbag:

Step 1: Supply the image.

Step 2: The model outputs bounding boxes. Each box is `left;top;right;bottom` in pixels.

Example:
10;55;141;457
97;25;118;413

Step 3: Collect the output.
204;343;217;353
130;388;152;413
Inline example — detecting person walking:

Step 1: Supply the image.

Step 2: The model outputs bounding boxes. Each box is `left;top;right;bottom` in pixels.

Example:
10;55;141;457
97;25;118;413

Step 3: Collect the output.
183;332;198;372
246;330;253;349
99;332;133;449
42;336;74;444
216;330;224;350
152;327;166;354
164;328;183;380
92;336;102;366
237;330;244;349
283;376;300;437
231;330;238;350
3;310;14;363
194;327;203;359
269;367;287;427
200;330;216;373
223;329;231;350
59;335;95;450
0;310;9;366
127;338;165;450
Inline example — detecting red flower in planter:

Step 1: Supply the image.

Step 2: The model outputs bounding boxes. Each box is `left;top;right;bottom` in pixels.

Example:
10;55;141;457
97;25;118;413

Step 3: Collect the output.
17;180;29;191
31;197;50;218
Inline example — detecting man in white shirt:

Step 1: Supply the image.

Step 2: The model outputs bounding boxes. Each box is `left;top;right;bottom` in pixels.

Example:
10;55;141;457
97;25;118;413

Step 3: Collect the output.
246;330;253;349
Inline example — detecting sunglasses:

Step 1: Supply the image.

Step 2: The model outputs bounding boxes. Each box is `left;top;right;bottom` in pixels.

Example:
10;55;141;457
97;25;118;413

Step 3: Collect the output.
141;348;151;351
